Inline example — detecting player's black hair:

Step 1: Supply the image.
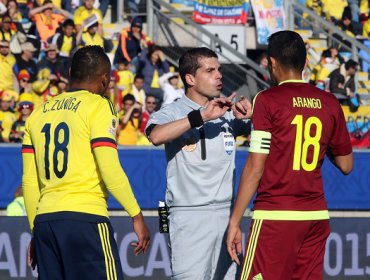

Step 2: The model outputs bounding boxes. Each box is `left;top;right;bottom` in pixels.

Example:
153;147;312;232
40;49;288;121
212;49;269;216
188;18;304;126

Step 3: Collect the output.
179;47;218;91
70;46;111;83
267;31;307;72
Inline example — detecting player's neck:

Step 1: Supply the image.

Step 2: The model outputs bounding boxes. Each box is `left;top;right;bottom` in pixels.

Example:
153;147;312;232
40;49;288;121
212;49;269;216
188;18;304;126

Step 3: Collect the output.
276;70;302;84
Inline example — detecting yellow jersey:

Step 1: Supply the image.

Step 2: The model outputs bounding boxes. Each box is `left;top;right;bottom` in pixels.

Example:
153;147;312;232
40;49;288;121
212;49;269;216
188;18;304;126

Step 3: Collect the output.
0;54;16;91
22;90;140;228
74;7;103;26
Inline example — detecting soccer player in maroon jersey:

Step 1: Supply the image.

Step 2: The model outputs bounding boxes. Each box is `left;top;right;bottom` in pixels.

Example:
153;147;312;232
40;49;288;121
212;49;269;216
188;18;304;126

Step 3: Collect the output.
226;30;354;280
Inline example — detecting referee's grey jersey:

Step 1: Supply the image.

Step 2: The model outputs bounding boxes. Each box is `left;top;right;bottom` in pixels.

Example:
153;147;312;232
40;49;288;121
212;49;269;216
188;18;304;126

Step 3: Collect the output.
146;95;250;208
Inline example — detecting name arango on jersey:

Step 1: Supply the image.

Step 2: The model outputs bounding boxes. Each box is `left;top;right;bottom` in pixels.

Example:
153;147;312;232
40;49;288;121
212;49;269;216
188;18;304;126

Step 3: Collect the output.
292;97;322;109
43;97;81;113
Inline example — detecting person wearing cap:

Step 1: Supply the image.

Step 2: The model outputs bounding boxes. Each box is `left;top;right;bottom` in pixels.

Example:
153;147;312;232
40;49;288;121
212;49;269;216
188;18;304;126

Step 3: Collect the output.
9;94;34;143
0;91;16;142
74;0;104;37
113;16;152;67
29;0;69;43
0;39;16;93
14;42;38;82
17;69;32;94
37;43;68;78
159;71;184;108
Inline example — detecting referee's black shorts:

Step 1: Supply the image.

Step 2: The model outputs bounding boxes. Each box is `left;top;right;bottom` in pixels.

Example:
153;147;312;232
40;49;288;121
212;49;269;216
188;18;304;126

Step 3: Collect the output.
33;212;123;280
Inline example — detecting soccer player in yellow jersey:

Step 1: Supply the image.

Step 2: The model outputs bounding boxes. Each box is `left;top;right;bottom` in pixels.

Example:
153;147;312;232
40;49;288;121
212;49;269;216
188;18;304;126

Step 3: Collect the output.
22;46;150;279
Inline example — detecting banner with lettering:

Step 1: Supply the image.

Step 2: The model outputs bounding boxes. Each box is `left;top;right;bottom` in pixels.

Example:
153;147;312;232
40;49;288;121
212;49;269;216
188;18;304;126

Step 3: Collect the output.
251;0;285;45
342;105;370;148
193;0;249;25
1;217;370;279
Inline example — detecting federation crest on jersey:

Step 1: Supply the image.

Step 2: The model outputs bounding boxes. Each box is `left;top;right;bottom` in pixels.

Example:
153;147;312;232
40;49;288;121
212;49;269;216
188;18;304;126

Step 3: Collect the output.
108;118;117;136
223;132;235;155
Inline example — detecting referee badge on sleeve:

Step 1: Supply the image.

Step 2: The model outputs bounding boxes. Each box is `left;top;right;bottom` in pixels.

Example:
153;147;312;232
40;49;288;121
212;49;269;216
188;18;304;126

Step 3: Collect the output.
223;132;235;155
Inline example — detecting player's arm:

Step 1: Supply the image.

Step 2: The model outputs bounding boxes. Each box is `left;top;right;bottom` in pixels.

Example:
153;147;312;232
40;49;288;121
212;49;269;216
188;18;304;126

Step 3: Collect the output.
21;122;41;232
327;148;353;175
226;151;267;265
93;146;150;255
326;102;354;175
147;94;235;145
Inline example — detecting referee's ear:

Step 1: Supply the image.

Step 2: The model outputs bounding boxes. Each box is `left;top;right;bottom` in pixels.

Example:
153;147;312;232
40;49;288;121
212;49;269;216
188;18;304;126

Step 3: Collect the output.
185;73;195;87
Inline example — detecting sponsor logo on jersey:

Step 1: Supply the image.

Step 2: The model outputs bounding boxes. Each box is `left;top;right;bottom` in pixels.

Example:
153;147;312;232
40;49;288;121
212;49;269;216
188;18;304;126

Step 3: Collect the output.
253;273;263;280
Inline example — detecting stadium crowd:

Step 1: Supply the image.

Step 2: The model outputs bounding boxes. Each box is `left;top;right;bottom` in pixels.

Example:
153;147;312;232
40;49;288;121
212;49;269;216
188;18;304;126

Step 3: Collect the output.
0;0;185;145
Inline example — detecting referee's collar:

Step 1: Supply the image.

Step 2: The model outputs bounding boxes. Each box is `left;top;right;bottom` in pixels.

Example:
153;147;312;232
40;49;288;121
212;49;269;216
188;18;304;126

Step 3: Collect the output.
278;79;306;85
182;95;204;110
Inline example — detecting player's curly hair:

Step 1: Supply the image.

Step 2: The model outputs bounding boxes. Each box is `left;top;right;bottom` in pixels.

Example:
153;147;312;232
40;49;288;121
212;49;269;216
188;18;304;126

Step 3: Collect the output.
267;30;306;72
179;47;218;91
70;46;111;83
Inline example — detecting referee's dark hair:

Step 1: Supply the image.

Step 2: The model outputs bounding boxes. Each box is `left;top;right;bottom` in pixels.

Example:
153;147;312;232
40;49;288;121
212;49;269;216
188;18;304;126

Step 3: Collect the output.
267;31;307;72
179;47;218;91
70;46;111;83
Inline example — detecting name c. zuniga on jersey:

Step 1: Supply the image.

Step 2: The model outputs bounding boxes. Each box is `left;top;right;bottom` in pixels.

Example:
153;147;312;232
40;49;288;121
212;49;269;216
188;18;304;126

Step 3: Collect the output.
43;97;81;113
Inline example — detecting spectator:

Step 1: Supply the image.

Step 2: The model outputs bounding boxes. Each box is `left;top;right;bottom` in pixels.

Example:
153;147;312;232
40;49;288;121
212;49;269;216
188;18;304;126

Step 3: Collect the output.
49;19;77;58
36;0;62;8
14;42;38;82
76;21;104;48
316;49;337;90
0;91;16;142
322;0;349;22
159;72;184;108
115;59;134;98
62;0;83;15
17;69;32;94
74;0;104;37
6;186;26;216
9;94;34;143
117;93;142;145
37;43;68;78
0;14;17;42
7;0;25;22
105;71;118;106
139;94;156;134
56;75;69;93
31;77;58;108
138;44;169;103
131;74;146;108
329;59;360;111
29;0;69;43
113;16;152;67
245;52;270;98
0;40;16;93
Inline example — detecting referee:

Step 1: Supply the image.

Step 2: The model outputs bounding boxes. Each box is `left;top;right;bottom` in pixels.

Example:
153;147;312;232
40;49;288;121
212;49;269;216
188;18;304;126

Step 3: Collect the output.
146;47;252;279
22;46;150;280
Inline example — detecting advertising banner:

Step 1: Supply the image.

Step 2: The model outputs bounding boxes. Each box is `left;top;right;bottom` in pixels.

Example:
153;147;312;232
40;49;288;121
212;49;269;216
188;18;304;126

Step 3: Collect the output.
193;0;249;25
1;217;370;279
251;0;285;45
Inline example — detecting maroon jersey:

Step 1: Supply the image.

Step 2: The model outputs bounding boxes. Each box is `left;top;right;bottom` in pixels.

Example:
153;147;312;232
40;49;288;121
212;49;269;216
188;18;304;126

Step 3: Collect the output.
252;80;352;211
